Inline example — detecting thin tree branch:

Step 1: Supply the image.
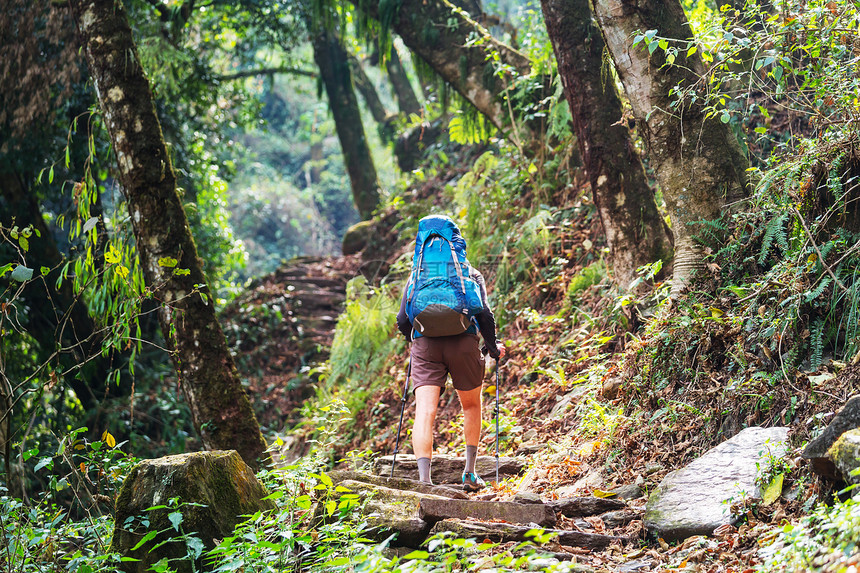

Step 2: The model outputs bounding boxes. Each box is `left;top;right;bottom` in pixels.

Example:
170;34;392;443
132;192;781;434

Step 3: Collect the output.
216;66;318;81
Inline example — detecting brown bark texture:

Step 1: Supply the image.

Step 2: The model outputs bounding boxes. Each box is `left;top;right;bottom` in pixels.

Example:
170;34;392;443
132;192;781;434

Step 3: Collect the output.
353;0;531;134
68;0;267;468
312;29;382;220
384;46;422;117
349;55;393;126
592;0;749;292
540;0;673;286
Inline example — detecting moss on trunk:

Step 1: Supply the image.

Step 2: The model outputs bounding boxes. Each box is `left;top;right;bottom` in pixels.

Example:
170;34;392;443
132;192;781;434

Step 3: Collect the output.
68;0;268;468
592;0;749;293
540;0;673;286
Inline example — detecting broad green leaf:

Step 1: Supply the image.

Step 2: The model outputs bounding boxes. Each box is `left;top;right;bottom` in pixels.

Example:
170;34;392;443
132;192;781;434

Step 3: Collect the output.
130;530;158;550
168;511;183;531
9;265;34;282
34;457;53;472
18;236;28;252
158;257;178;268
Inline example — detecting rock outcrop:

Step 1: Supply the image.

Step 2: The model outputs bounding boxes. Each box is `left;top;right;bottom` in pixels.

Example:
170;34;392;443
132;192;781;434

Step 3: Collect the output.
828;428;860;484
110;451;275;573
644;426;790;542
802;395;860;480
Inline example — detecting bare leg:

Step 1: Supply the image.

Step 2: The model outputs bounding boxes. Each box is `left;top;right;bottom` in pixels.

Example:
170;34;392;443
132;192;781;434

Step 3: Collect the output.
456;386;482;449
412;385;442;459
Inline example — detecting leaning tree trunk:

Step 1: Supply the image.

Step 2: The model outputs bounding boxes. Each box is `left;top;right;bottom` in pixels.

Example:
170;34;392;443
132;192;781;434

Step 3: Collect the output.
312;28;382;220
68;0;268;469
592;0;749;292
384;45;422;117
540;0;673;286
350;0;531;135
349;55;392;126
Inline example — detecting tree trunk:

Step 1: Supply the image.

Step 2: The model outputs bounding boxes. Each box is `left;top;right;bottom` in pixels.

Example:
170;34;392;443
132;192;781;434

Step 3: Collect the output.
349;55;398;143
540;0;673;286
68;0;268;469
312;28;382;220
384;46;422;117
592;0;749;292
350;0;531;134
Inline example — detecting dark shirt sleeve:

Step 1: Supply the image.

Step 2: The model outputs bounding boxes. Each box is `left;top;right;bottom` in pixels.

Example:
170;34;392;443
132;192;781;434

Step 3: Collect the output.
472;270;500;358
396;279;413;341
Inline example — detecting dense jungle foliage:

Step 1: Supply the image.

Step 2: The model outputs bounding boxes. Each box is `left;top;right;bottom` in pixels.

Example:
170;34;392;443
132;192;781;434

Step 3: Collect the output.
4;0;860;571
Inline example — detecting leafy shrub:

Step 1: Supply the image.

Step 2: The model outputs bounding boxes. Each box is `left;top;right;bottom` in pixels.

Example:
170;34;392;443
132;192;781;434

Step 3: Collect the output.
317;276;403;424
758;494;860;572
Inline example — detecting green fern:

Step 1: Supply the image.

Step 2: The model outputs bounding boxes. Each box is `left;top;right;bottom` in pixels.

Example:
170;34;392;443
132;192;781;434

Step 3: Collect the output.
804;276;832;303
695;217;728;247
758;211;790;266
809;317;825;371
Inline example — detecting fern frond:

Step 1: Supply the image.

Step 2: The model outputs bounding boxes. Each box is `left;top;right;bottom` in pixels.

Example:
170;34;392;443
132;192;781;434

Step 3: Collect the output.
758;211;790;266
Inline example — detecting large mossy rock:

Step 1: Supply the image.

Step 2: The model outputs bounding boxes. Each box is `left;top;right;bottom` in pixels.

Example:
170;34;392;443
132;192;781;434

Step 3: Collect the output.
803;395;860;479
644;427;789;542
342;220;374;256
110;451;275;573
828;428;860;484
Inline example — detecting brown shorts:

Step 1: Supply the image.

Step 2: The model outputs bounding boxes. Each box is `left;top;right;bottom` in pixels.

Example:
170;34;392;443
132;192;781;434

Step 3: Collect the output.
410;333;485;392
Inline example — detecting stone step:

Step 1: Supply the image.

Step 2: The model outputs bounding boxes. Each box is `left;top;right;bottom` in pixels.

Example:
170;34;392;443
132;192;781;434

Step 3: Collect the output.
334;480;446;547
547;496;627;517
429;519;625;550
327;470;468;500
376;454;525;483
419;498;556;527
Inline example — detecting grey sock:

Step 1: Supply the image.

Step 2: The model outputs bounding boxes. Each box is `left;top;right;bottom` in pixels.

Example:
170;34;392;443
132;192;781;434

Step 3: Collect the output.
465;445;478;475
417;457;432;484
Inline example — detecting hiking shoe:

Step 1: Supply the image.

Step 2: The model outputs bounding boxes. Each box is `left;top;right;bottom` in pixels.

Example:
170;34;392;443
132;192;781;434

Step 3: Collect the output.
462;472;486;492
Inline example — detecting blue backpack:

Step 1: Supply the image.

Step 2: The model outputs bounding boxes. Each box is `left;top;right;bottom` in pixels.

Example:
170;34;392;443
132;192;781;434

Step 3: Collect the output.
405;215;485;338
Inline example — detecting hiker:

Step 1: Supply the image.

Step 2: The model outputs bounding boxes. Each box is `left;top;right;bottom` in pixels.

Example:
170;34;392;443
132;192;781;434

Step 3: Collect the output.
396;215;505;492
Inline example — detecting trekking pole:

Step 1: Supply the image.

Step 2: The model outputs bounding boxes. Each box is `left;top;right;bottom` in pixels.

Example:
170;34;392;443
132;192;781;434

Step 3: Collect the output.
495;356;501;485
391;357;412;478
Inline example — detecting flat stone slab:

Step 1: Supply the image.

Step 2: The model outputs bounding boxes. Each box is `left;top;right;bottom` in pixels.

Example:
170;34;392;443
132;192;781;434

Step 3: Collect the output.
803;395;860;479
547;496;626;517
828;428;860;484
429;519;624;550
327;470;468;499
376;453;525;483
645;426;789;542
336;480;448;546
419;498;556;527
